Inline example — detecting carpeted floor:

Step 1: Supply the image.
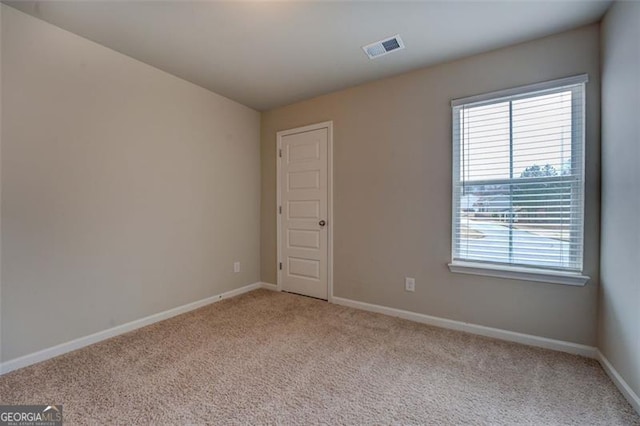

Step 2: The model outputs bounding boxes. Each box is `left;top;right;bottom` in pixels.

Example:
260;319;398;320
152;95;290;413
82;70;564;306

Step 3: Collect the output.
0;289;638;425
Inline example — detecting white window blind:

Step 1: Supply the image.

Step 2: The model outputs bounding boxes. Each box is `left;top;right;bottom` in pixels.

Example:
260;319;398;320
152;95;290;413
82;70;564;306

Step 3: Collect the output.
451;75;587;274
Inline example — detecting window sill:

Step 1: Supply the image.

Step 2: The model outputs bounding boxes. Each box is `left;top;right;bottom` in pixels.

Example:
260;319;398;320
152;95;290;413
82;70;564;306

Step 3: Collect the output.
448;261;589;286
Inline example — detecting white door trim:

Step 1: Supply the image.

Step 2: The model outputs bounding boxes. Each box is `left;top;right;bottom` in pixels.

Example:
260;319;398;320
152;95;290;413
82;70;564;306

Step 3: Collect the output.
276;121;334;302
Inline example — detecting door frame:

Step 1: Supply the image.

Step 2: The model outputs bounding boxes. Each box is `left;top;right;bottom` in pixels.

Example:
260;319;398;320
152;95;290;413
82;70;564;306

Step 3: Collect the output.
276;121;334;302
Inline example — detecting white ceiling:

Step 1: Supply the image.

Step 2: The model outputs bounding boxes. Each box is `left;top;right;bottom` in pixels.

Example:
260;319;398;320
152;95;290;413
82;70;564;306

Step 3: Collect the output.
5;1;611;111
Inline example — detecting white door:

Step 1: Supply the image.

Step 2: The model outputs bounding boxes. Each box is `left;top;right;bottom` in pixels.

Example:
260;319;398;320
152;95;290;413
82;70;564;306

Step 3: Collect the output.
278;124;330;300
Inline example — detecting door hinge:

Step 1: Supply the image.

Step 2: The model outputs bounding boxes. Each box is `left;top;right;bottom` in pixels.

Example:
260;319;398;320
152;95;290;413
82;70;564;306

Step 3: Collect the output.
279;205;282;214
279;149;282;158
279;262;283;270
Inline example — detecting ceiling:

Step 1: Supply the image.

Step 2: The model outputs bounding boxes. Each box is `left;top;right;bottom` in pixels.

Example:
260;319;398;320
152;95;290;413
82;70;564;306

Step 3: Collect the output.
5;1;611;111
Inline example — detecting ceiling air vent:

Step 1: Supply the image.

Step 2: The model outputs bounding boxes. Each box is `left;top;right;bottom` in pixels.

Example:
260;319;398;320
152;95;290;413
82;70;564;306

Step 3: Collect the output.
362;35;405;59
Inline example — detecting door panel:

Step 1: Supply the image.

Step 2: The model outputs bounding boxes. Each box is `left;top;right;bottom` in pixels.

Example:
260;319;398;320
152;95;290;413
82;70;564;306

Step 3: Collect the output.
288;200;320;218
287;170;320;190
280;127;328;300
287;229;320;249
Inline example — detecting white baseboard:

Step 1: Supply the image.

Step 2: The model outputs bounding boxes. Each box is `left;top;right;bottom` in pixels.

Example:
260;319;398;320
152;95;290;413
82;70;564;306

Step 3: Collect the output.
597;350;640;415
331;296;598;358
259;282;278;291
0;281;263;375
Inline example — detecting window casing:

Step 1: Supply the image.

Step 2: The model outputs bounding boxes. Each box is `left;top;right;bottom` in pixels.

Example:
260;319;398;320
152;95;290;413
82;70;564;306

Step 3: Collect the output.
450;75;589;285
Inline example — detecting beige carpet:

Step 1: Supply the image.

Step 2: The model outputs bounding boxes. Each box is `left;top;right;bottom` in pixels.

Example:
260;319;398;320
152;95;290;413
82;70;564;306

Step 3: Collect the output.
1;289;638;425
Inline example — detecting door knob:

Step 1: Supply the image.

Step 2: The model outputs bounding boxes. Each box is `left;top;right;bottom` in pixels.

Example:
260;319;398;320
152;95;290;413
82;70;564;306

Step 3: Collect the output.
319;220;326;227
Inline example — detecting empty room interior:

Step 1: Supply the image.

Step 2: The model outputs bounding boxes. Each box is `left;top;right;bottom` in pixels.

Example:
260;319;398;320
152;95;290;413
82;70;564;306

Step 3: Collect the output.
0;0;639;424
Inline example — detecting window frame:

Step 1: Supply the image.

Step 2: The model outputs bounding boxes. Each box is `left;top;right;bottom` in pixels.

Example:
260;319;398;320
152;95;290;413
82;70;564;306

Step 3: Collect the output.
448;75;590;286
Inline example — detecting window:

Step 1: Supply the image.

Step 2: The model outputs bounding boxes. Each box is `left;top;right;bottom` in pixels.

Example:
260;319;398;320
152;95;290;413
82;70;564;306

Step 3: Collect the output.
449;75;589;285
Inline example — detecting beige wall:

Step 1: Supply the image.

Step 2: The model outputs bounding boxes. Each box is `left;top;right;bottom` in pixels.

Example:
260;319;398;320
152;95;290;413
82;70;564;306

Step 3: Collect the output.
0;5;261;362
262;24;601;345
599;1;640;397
0;4;3;363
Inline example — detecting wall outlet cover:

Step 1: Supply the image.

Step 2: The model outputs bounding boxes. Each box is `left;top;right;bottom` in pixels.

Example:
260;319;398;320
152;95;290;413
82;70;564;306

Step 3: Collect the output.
405;277;415;292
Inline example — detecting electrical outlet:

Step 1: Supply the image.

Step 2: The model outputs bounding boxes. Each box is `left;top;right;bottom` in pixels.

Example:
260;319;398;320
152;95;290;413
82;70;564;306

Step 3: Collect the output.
405;277;415;292
234;261;240;273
